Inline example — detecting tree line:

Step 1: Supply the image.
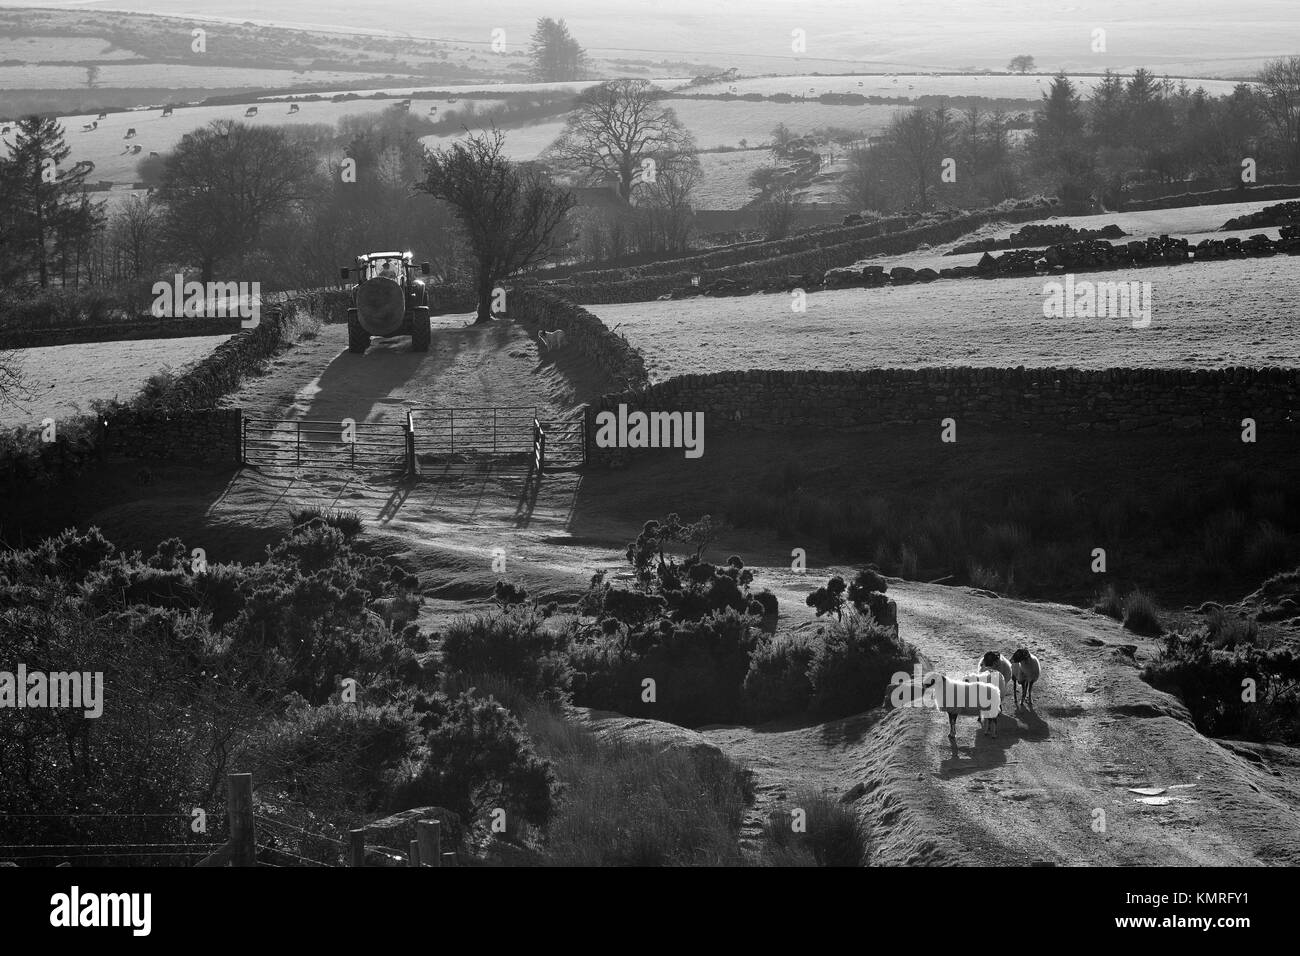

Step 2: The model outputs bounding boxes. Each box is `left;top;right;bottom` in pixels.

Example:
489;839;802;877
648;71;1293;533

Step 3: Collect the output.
840;58;1300;213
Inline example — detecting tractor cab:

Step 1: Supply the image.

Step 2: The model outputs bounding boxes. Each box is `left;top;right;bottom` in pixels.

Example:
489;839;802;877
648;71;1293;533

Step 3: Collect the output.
341;251;433;354
358;251;410;284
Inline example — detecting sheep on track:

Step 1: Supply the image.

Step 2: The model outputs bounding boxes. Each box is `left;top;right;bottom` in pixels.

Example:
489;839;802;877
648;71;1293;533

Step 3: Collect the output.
922;672;1002;741
1010;648;1041;710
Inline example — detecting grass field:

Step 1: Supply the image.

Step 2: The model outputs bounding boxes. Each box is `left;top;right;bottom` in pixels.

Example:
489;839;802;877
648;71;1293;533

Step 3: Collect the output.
592;255;1300;380
0;36;144;60
18;0;1295;75
0;334;232;426
679;72;1250;99
0;64;420;90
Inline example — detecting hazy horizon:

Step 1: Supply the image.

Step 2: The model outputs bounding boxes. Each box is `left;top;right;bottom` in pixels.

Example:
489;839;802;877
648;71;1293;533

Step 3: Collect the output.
4;0;1298;76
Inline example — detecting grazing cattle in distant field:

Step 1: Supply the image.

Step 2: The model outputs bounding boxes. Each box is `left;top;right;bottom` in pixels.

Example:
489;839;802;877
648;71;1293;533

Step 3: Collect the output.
82;123;94;132
244;106;258;117
149;151;159;157
124;128;136;138
288;103;299;113
161;106;173;117
98;112;107;119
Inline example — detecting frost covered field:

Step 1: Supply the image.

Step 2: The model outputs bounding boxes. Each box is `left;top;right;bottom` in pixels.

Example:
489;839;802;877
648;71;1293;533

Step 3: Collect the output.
0;336;232;427
592;257;1300;381
17;0;1296;75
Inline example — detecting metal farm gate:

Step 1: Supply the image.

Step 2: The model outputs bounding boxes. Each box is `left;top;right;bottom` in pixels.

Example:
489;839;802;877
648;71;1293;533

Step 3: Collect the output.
241;407;585;476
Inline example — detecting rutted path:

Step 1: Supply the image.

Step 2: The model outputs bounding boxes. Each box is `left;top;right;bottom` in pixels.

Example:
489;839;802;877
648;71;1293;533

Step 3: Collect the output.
700;572;1300;866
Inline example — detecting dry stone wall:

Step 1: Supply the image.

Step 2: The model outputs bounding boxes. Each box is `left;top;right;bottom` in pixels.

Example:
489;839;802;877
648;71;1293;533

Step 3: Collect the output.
586;366;1299;467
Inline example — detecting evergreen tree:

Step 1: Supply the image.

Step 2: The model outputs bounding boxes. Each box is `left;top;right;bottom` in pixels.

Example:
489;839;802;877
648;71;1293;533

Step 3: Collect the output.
0;116;102;288
529;18;588;82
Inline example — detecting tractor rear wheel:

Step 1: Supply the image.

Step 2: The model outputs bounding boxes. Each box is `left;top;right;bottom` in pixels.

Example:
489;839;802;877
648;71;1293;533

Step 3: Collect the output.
410;306;431;352
347;308;369;353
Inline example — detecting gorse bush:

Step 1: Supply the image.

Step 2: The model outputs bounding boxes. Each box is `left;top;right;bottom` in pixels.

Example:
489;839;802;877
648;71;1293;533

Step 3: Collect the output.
0;523;563;858
806;615;920;719
742;633;816;723
441;608;573;704
1142;631;1300;744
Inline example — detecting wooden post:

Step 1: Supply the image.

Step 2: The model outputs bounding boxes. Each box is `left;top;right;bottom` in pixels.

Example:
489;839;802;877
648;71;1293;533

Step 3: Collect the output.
348;829;366;867
227;773;256;867
408;840;420;867
416;819;441;867
441;851;457;867
405;409;417;478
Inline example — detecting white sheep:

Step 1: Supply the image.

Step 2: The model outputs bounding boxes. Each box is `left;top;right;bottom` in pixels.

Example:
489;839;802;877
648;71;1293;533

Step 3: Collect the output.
922;672;1001;740
977;650;1013;712
1010;648;1041;710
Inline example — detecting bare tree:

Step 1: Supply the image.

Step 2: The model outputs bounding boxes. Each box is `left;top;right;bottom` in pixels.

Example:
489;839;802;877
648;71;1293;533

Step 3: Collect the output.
546;79;696;202
418;129;574;323
1257;56;1300;177
0;347;31;413
884;106;955;210
154;120;316;282
757;185;797;240
636;156;701;252
109;193;160;281
1008;55;1036;74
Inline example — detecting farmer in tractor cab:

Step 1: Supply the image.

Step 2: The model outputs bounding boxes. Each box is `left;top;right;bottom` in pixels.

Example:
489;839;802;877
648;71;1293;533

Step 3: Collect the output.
377;259;399;281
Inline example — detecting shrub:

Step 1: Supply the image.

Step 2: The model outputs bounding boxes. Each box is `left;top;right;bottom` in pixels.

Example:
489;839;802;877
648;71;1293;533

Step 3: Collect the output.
742;633;815;722
238;700;422;816
1205;609;1260;649
1123;588;1163;636
418;693;559;829
290;508;363;539
1093;582;1124;620
762;788;870;866
525;703;749;866
572;607;762;726
1142;633;1300;743
440;609;572;704
752;588;779;616
806;615;920;719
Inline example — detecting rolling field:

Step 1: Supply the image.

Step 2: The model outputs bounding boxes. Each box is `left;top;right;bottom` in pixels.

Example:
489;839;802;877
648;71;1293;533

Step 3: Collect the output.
592;256;1300;380
849;202;1300;274
0;36;144;60
680;72;1251;99
0;64;421;90
0;334;232;426
46;96;501;184
667;99;899;148
17;0;1297;75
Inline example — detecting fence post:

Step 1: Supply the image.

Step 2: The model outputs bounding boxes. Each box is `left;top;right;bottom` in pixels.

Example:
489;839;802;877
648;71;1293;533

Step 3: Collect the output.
227;773;256;867
296;421;301;469
416;819;441;867
408;840;420;867
240;416;247;466
449;409;454;454
405;409;417;478
493;407;497;455
348;829;366;867
539;426;546;476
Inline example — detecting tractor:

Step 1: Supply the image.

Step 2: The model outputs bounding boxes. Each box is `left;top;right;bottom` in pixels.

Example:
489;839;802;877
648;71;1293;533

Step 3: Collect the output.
340;251;432;353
